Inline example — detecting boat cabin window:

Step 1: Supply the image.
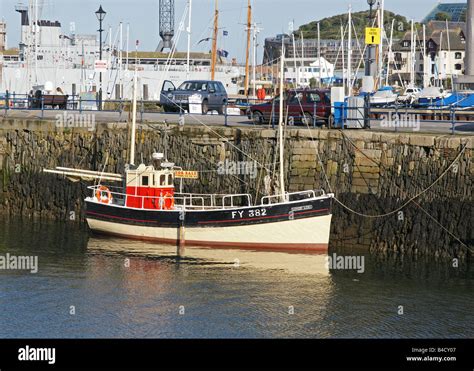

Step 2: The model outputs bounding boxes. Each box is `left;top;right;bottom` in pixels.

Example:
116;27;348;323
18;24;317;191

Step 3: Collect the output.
160;174;166;186
142;176;149;186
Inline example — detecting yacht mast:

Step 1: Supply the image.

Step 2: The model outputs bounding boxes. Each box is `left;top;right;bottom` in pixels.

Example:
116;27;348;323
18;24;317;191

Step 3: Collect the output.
244;0;251;96
130;40;139;165
278;40;286;201
211;0;218;80
347;4;352;96
378;0;385;85
186;0;193;79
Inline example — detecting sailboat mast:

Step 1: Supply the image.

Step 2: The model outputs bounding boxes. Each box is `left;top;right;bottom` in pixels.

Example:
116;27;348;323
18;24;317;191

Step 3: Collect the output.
378;0;385;85
317;22;321;87
186;0;193;79
347;5;352;96
130;41;139;166
410;19;415;87
211;0;219;81
278;40;286;201
244;0;252;96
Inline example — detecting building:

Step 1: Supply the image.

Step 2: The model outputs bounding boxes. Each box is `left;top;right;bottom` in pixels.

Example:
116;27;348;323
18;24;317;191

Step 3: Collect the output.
422;2;467;23
283;57;335;87
263;34;363;72
391;21;466;86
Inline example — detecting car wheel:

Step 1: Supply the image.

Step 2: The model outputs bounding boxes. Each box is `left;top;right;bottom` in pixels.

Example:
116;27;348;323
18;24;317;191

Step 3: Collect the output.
302;112;313;126
217;101;226;115
252;111;264;125
202;100;209;115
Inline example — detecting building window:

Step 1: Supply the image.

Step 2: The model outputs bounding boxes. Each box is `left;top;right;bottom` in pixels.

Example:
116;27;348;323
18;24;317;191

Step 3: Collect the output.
403;41;410;47
455;52;462;59
419;64;424;72
455;64;462;70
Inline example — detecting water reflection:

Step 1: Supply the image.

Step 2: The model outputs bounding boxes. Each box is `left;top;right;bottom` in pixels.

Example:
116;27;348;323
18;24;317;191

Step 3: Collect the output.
87;236;331;276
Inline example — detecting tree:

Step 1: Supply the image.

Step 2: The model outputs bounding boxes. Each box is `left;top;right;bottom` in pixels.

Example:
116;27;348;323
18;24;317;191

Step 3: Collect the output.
434;12;452;22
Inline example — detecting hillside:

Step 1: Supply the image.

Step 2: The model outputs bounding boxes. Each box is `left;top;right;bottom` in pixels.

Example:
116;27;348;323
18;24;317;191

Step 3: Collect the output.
296;10;412;40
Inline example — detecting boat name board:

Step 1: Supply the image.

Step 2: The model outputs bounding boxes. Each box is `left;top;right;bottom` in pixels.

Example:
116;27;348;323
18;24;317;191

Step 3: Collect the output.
174;170;199;179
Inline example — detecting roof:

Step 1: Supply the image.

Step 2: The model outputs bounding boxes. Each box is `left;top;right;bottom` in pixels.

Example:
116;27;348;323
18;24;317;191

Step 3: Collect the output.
422;2;467;23
393;21;466;52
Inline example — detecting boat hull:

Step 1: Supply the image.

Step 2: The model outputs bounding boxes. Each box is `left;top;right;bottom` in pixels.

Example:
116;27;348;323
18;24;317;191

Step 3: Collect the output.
85;197;333;251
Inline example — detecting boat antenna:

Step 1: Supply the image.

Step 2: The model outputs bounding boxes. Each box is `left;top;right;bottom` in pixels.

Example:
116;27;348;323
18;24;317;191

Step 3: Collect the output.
130;40;139;166
278;39;286;201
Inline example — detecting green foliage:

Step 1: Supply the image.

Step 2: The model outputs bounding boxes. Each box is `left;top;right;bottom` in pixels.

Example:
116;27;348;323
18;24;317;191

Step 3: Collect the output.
296;10;411;40
434;12;452;22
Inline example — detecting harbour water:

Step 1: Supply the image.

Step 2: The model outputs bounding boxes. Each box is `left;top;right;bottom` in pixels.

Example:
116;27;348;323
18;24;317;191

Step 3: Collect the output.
0;218;472;339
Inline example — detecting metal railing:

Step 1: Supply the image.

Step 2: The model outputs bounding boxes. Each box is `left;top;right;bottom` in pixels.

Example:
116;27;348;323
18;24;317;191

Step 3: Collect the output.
88;185;254;211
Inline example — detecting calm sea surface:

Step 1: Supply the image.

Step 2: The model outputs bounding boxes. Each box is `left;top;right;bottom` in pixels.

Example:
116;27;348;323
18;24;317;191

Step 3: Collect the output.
0;218;472;338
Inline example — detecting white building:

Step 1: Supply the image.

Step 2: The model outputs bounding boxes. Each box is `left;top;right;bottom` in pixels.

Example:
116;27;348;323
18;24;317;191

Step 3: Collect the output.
284;57;334;87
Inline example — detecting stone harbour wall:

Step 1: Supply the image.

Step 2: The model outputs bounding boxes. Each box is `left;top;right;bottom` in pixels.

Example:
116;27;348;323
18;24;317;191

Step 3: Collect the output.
0;118;472;259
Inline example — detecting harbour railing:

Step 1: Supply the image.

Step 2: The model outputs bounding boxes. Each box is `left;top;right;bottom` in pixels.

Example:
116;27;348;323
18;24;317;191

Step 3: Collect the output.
1;91;472;134
87;185;326;211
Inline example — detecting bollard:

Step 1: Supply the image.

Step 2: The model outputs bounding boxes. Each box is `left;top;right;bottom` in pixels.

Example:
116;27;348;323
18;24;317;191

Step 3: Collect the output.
79;97;82;114
41;97;44;118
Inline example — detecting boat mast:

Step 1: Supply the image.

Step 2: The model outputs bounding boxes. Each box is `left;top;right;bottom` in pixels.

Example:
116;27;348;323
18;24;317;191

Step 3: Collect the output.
378;0;385;86
385;18;395;87
186;0;193;79
347;4;352;96
278;40;286;201
130;40;139;166
341;24;345;95
446;20;453;90
317;22;321;87
410;19;415;87
244;0;251;96
211;0;218;81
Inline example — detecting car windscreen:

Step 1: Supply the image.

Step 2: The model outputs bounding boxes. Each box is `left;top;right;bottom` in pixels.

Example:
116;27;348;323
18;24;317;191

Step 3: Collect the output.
177;82;208;91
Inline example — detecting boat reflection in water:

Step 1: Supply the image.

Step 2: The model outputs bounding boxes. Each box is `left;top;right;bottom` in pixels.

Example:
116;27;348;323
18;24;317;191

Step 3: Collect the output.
86;236;331;276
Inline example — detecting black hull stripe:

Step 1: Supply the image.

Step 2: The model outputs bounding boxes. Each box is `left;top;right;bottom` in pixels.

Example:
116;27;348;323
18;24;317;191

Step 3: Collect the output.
196;208;330;224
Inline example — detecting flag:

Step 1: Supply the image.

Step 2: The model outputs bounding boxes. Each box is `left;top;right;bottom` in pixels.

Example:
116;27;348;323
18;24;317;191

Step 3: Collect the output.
217;49;229;58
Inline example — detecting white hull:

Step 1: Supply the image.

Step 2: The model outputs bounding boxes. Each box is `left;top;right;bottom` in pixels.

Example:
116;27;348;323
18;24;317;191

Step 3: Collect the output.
86;214;332;251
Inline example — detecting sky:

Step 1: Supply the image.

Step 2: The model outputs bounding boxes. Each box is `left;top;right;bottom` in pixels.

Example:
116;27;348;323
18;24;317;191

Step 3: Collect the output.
0;0;467;63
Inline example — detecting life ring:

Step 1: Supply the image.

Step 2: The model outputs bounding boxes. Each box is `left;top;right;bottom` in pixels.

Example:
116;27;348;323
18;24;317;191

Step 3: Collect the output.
96;185;113;204
163;192;175;210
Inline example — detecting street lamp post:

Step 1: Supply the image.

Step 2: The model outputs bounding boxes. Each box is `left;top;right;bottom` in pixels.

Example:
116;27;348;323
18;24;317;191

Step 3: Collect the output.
96;5;106;111
365;0;376;77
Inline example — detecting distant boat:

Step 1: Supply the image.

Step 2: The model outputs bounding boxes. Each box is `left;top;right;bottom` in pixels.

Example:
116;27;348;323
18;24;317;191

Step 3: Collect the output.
397;86;422;105
370;86;398;107
416;86;452;107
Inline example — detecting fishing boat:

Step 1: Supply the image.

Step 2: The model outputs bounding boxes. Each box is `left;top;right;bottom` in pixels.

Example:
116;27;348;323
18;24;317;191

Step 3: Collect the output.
45;40;334;251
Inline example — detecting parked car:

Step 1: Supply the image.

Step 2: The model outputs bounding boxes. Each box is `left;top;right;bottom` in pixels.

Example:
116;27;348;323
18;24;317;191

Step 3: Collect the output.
247;89;334;127
160;80;228;114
